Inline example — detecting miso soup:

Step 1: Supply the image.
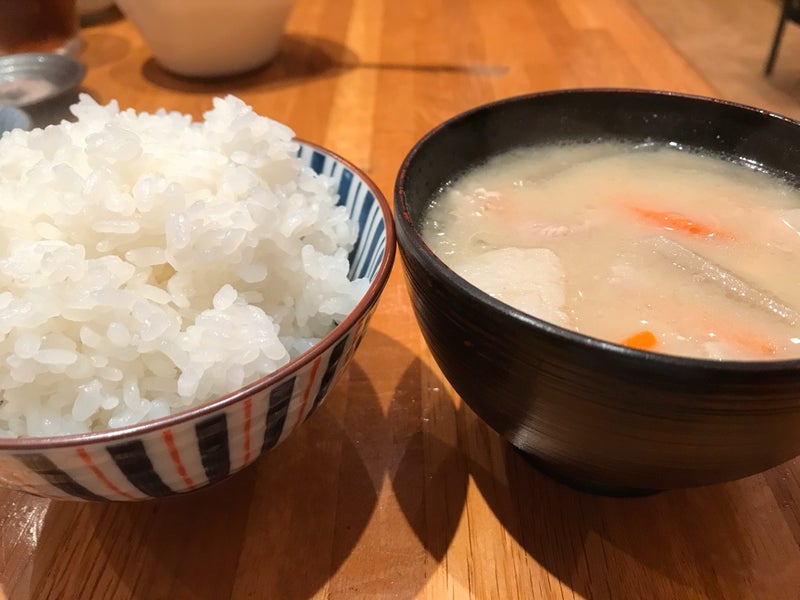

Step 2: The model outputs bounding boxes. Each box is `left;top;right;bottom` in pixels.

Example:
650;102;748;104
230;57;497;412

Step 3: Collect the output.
422;142;800;360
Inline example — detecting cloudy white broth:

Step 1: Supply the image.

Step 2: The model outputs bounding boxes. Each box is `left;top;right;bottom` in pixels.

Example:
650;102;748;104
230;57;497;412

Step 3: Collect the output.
422;141;800;360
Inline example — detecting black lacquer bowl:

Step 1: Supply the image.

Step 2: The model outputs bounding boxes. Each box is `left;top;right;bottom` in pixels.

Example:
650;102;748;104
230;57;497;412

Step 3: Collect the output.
394;89;800;495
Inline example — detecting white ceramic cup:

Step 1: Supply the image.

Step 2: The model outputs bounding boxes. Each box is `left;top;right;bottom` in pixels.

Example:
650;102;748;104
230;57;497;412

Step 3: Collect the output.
116;0;295;78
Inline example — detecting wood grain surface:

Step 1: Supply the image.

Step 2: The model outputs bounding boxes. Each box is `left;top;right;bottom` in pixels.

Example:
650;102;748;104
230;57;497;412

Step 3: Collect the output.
2;0;799;598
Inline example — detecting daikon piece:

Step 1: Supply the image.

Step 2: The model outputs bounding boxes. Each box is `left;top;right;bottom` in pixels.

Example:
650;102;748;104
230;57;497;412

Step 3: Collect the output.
649;235;800;325
452;247;569;326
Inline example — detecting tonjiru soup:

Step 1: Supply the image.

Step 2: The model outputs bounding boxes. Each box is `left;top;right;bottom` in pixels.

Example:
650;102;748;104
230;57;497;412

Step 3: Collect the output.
422;142;800;360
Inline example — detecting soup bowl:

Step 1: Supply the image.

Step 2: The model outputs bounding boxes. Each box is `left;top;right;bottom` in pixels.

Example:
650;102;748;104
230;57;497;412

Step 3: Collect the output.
394;89;800;495
0;141;395;501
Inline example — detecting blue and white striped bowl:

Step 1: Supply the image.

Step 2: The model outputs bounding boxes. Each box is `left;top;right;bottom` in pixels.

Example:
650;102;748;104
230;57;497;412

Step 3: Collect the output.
0;140;395;501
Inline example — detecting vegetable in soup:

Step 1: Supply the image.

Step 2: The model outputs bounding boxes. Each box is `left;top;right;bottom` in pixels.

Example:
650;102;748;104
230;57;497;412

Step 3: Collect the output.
422;142;800;360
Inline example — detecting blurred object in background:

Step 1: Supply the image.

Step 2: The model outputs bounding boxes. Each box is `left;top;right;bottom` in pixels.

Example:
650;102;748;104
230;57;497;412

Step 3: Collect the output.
115;0;295;78
0;105;32;134
76;0;122;28
764;0;800;75
77;0;114;16
0;0;80;56
0;53;85;107
0;53;86;131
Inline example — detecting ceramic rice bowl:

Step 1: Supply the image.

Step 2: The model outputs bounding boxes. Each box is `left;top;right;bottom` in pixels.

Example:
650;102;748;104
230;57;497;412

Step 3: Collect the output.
0;140;395;501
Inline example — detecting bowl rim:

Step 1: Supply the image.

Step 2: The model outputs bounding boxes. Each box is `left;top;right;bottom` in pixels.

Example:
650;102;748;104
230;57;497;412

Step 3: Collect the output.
394;87;800;374
0;138;396;450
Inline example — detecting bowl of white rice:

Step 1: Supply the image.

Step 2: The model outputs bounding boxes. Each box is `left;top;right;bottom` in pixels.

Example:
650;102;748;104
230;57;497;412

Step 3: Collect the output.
0;95;394;501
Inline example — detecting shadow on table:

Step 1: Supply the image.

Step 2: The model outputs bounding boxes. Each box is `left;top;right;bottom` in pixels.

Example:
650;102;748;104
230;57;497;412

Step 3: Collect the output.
384;344;796;597
27;363;383;600
23;90;82;129
766;70;800;110
464;404;797;599
391;358;469;568
79;5;124;29
136;34;358;95
134;33;506;95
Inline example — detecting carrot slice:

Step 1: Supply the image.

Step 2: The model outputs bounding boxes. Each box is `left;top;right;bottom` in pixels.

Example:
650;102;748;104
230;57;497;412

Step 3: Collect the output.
622;326;775;356
719;330;776;356
627;206;735;240
622;330;657;350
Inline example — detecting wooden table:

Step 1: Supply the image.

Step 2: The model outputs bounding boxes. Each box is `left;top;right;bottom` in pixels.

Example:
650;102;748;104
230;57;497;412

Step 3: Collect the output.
2;1;800;598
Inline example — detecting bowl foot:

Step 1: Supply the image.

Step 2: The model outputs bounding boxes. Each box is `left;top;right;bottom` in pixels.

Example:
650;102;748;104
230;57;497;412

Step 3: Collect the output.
514;448;662;498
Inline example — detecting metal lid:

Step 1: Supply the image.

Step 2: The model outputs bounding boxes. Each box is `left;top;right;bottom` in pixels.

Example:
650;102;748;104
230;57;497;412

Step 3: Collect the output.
0;53;86;107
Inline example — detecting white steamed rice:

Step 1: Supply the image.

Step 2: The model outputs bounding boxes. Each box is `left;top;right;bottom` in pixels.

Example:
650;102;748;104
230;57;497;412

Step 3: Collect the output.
0;94;368;437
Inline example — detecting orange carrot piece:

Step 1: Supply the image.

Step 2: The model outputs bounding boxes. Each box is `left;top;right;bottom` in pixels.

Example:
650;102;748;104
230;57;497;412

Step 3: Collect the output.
688;314;777;356
627;206;735;240
720;330;776;356
681;317;776;357
622;330;657;350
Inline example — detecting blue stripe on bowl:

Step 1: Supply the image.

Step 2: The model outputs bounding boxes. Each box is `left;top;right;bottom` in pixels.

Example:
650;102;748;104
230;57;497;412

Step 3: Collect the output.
263;377;295;453
296;142;387;282
349;191;376;277
349;183;369;235
337;169;353;204
366;233;387;280
107;439;174;498
195;414;231;484
360;213;386;280
310;335;349;415
310;150;326;176
17;453;106;501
